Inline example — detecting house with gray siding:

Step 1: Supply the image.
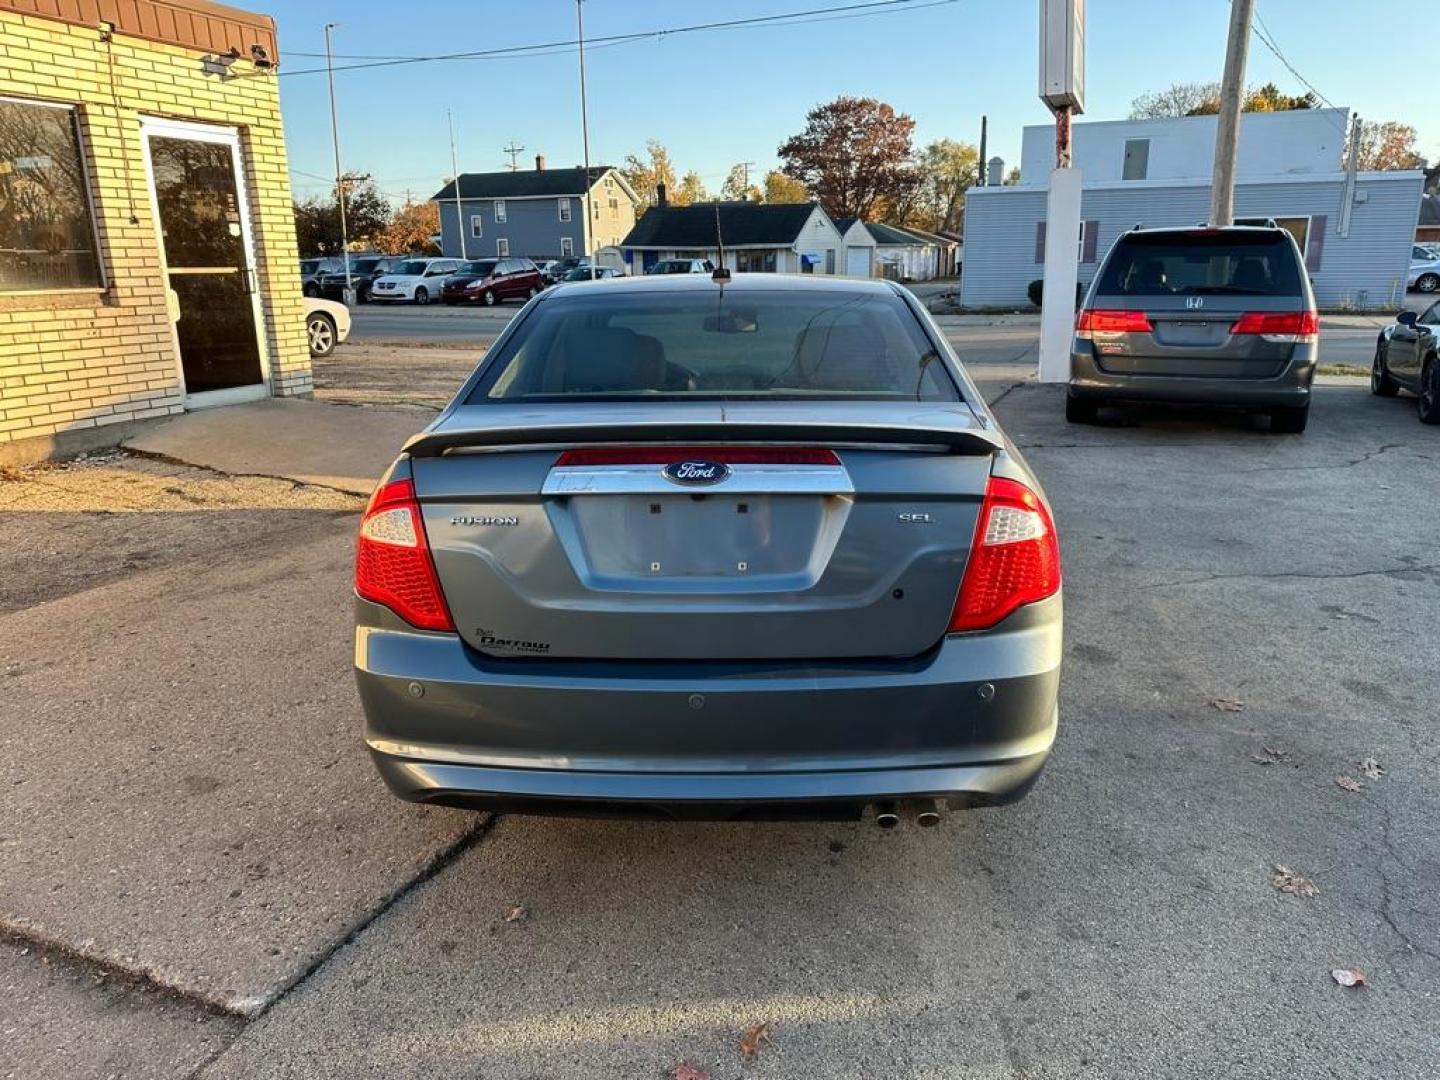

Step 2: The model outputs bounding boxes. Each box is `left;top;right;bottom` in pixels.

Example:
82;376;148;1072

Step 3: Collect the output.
619;201;843;276
431;157;638;264
962;109;1424;310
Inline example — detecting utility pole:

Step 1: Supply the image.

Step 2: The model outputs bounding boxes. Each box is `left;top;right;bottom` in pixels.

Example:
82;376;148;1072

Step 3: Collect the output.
324;22;352;299
448;109;468;260
1209;0;1255;226
576;0;596;278
503;141;525;171
977;114;987;187
739;160;755;195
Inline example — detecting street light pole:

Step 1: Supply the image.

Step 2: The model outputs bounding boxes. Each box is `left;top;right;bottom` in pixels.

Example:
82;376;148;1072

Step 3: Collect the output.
576;0;596;279
449;109;468;261
324;22;352;297
1209;0;1255;226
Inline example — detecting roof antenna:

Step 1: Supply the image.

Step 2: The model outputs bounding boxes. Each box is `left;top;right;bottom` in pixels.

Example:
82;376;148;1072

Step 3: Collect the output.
712;204;731;281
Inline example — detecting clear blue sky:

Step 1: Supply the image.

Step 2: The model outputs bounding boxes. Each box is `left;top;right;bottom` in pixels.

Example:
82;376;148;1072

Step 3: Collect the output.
268;0;1432;206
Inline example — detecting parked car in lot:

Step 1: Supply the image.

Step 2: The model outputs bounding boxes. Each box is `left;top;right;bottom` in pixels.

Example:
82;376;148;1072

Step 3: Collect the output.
1067;224;1317;434
318;255;402;303
1372;300;1440;423
300;257;340;298
646;258;715;275
1408;245;1440;294
353;275;1062;825
441;257;545;306
559;265;623;282
542;256;589;284
304;297;350;358
369;258;461;305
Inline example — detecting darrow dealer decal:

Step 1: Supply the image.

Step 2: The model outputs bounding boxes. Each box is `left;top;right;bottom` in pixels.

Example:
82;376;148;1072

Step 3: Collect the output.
477;629;551;654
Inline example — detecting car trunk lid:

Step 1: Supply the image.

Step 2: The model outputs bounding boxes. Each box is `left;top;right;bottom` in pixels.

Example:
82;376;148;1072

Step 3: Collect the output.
407;402;999;660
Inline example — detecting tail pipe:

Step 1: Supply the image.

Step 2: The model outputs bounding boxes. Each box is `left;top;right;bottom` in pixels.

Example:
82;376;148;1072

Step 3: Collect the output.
872;801;900;829
911;798;942;827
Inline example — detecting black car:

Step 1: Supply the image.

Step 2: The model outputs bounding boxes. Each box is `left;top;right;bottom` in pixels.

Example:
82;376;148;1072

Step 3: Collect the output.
542;256;588;284
317;255;398;304
1372;299;1440;423
300;257;341;298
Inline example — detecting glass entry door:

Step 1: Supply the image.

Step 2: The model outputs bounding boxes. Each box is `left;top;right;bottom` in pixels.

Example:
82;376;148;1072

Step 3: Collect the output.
142;120;268;406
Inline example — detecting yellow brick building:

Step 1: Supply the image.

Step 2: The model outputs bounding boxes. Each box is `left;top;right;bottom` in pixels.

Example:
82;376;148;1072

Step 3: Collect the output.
0;0;309;462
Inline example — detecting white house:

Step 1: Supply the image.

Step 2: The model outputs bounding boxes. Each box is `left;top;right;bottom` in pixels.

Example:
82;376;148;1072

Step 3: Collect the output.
834;217;876;277
620;201;843;275
962;108;1424;310
867;222;940;281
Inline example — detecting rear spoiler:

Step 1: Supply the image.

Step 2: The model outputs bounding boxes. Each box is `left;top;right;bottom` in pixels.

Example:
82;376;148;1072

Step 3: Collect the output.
403;420;1003;458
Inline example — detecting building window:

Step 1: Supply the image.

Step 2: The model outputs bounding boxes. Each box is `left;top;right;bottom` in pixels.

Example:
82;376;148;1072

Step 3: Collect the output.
1271;216;1310;257
558;198;572;222
470;214;483;239
608;197;618;218
603;175;613;190
0;97;103;293
561;237;574;257
496;238;510;256
1122;138;1149;181
737;250;777;273
494;199;506;223
593;203;601;220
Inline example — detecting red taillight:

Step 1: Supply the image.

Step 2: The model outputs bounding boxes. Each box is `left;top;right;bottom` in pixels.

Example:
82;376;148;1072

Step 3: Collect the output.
948;476;1061;633
555;447;840;466
1076;309;1152;335
355;477;455;632
1229;310;1318;340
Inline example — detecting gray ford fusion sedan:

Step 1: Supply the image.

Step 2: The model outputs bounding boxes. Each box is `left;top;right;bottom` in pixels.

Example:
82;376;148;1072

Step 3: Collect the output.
353;274;1062;825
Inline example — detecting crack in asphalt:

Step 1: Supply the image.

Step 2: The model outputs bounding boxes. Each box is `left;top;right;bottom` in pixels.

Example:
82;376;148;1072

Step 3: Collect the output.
1140;564;1440;589
1236;442;1411;473
1375;798;1440;972
121;447;369;500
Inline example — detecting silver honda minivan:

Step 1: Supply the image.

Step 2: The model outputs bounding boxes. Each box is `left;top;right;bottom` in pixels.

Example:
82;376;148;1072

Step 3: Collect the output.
1068;225;1319;433
353;276;1062;824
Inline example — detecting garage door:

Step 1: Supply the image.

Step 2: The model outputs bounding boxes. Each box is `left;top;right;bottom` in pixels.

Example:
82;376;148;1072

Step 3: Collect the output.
845;246;870;277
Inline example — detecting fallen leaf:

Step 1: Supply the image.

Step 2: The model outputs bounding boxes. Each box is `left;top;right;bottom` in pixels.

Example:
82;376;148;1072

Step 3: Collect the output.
1272;865;1319;898
502;904;526;923
1359;757;1385;780
1331;968;1367;988
1335;776;1364;792
1210;697;1245;713
739;1021;773;1062
1251;746;1289;765
670;1061;710;1080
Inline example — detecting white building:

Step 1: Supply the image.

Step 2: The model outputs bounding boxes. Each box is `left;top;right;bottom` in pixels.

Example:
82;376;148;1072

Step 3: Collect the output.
619;201;843;275
963;108;1424;310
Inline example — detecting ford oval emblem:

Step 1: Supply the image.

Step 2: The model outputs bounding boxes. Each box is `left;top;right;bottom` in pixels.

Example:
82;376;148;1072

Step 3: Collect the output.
663;459;731;486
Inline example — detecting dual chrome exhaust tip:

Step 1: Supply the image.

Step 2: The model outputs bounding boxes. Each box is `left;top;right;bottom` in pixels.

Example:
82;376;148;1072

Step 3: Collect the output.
872;799;942;828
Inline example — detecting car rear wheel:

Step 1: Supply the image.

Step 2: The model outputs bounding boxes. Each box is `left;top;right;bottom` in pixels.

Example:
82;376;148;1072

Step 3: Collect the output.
1416;273;1440;294
306;313;337;358
1419;358;1440;425
1371;340;1399;397
1065;394;1100;424
414;287;430;305
1269;403;1309;434
482;288;497;306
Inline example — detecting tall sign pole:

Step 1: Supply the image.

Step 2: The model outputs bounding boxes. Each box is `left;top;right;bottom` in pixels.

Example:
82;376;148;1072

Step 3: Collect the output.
1036;0;1085;384
1209;0;1254;226
449;110;468;261
576;0;596;279
324;22;353;301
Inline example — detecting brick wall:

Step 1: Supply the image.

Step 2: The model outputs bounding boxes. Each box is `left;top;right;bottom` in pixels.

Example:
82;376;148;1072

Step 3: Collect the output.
0;9;310;455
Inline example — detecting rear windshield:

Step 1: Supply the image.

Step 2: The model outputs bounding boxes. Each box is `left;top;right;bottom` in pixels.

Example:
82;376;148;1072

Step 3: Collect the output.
1095;231;1304;297
467;290;958;402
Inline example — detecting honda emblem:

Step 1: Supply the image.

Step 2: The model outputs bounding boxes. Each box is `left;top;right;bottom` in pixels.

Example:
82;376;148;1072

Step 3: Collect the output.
1185;296;1205;310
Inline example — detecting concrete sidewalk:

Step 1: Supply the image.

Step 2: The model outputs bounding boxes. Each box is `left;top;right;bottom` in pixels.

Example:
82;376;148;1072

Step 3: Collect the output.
125;398;430;496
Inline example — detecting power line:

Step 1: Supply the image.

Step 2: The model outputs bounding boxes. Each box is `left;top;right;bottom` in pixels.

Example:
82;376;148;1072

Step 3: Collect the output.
269;0;960;78
1243;5;1348;140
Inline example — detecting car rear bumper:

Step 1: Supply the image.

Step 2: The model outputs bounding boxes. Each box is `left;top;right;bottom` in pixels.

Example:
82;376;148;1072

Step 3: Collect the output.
355;596;1061;819
1069;340;1315;407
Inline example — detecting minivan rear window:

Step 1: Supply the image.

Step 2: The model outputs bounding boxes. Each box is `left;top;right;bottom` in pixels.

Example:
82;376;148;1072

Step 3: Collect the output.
467;290;959;402
1095;231;1304;297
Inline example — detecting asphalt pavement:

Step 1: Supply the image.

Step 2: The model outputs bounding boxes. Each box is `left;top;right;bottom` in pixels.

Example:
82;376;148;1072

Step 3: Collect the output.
2;340;1437;1079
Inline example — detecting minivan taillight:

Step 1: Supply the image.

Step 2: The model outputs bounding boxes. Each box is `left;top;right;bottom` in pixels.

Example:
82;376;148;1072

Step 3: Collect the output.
1229;310;1318;342
1076;309;1153;336
355;477;455;632
948;476;1061;633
